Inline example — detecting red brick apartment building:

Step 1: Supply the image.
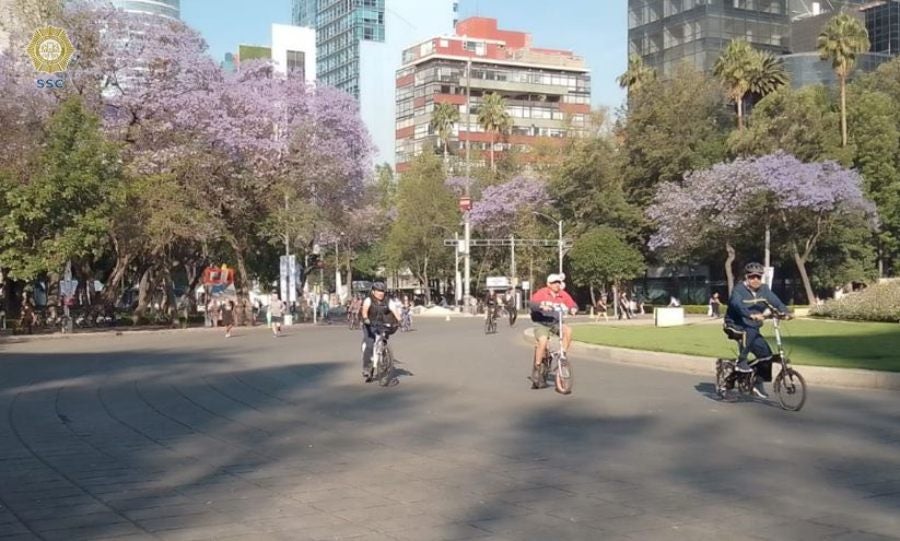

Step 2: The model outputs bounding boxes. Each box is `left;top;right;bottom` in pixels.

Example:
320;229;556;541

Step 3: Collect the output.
395;17;591;172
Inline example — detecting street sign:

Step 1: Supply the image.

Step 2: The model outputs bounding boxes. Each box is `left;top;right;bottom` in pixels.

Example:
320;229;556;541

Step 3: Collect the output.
486;276;510;288
521;281;530;290
280;255;298;303
444;238;573;248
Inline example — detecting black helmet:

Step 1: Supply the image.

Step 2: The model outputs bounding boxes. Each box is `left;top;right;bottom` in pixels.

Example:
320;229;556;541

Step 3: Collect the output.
744;262;765;275
372;281;386;292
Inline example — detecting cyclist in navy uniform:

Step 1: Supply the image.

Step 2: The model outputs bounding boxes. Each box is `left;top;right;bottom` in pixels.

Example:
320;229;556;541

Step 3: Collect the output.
360;282;401;382
724;262;790;398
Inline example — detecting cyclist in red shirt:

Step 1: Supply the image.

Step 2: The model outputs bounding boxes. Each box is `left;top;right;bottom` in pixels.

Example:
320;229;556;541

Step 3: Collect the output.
529;273;578;386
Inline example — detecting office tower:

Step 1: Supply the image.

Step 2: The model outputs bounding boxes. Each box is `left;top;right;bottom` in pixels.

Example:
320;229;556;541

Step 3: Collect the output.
396;17;591;172
627;0;791;76
292;0;457;166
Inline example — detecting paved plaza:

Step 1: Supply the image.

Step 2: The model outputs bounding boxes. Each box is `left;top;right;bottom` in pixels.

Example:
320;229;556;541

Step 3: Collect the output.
1;319;899;541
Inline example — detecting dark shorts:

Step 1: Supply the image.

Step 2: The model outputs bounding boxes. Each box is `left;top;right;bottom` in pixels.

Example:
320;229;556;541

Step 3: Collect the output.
533;324;559;340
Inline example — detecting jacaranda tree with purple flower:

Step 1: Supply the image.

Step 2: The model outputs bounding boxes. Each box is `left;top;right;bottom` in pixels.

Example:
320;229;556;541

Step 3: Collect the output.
469;176;550;235
648;152;876;301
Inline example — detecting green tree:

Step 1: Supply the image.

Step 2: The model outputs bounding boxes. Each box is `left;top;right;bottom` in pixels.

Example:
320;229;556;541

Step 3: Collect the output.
551;135;641;239
0;96;123;281
385;153;458;304
477;92;511;173
430;102;460;167
617;54;655;94
729;85;847;163
847;87;900;275
818;13;870;147
619;62;730;207
569;227;645;303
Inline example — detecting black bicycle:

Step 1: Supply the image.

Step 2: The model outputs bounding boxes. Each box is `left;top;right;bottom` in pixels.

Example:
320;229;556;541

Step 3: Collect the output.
372;323;397;387
716;305;806;411
484;307;498;334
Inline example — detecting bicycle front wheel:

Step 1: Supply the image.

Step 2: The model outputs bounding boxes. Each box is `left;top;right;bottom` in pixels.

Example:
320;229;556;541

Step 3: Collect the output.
555;356;573;395
774;367;806;411
378;346;395;387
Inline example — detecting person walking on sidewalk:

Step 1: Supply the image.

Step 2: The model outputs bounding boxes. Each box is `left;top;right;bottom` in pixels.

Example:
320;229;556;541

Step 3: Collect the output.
223;300;235;338
269;296;285;336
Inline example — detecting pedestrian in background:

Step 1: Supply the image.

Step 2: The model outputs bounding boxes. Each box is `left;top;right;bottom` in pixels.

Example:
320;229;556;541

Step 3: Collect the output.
709;292;721;318
223;300;235;338
269;296;284;336
594;296;609;322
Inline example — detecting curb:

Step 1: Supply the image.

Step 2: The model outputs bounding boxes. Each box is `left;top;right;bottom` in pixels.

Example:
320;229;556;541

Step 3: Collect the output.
522;328;900;391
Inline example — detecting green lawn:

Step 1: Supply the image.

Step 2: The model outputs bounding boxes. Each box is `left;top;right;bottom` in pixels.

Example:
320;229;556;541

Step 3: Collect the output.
573;319;900;372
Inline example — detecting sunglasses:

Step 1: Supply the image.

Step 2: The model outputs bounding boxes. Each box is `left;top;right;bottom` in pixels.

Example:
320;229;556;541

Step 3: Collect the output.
747;274;762;280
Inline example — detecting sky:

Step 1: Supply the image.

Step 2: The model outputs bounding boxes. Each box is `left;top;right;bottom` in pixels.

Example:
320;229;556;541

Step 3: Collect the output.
181;0;627;110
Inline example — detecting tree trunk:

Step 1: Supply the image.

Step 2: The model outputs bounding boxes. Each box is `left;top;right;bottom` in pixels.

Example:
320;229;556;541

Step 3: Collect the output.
589;284;596;307
490;132;495;172
134;266;153;319
423;256;431;305
443;141;449;169
791;242;817;305
840;74;848;147
737;93;744;131
101;255;131;306
725;241;736;296
160;267;177;319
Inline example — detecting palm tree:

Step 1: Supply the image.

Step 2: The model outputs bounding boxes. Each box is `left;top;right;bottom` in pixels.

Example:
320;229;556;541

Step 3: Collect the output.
713;39;758;130
430;103;460;167
476;92;511;172
748;51;789;98
617;54;655;93
818;13;870;147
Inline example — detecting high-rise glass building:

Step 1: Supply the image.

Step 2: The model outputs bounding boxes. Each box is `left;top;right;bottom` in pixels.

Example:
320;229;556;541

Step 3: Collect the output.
292;0;456;166
108;0;180;19
628;0;790;76
862;0;900;55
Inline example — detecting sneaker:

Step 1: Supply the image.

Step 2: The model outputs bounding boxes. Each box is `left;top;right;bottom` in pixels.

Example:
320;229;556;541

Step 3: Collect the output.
753;381;768;399
735;359;753;373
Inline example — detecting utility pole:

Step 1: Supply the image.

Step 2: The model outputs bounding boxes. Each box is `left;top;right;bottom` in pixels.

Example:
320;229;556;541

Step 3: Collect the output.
558;219;563;275
463;57;472;311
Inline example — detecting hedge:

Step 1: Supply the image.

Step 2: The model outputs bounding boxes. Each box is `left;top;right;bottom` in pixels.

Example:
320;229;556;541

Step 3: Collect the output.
811;281;900;323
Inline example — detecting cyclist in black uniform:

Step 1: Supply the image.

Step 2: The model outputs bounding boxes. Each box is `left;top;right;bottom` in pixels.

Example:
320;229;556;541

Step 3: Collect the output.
360;282;401;382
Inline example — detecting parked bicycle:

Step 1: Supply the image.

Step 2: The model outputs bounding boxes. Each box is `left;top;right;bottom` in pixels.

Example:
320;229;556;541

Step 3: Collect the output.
716;303;806;411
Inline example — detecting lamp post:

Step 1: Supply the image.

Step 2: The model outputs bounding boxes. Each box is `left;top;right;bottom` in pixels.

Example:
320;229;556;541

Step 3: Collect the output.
533;211;563;275
463;57;473;312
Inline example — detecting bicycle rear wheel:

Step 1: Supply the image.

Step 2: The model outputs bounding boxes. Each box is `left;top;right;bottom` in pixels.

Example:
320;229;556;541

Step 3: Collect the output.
774;367;806;411
555;355;573;395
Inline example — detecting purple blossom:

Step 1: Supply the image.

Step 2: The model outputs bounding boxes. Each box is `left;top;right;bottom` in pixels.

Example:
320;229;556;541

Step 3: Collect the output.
469;176;550;233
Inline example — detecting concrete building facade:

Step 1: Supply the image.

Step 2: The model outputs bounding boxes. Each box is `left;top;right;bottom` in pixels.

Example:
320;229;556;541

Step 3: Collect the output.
395;17;591;172
231;25;316;84
108;0;180;19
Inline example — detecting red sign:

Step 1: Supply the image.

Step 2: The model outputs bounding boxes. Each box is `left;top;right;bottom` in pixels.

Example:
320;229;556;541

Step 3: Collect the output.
459;196;472;212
